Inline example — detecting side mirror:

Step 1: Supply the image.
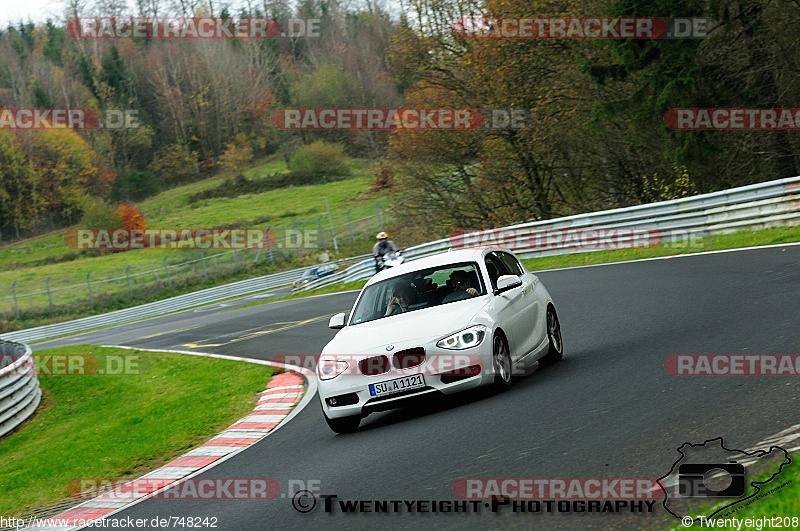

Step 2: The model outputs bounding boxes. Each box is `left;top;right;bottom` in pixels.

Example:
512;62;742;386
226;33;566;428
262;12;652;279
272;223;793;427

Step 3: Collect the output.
494;275;522;295
329;312;347;329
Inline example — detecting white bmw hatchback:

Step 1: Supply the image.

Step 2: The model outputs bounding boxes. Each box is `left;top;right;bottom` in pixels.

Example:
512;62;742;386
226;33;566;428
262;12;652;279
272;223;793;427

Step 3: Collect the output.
317;248;563;433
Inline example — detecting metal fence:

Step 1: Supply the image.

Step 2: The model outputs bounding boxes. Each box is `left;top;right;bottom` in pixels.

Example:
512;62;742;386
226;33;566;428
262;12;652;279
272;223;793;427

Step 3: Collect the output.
0;339;41;438
1;200;389;319
1;176;798;344
295;175;800;292
282;200;388;254
0;264;309;344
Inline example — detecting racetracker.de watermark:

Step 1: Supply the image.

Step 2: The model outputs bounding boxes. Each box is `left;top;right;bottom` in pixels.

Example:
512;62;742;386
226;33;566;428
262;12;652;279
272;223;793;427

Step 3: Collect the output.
665;108;800;130
67;17;320;39
450;227;667;252
270;108;535;130
0;353;149;377
0;108;139;130
68;478;280;500
275;353;485;378
64;228;278;250
665;355;800;375
453;17;715;39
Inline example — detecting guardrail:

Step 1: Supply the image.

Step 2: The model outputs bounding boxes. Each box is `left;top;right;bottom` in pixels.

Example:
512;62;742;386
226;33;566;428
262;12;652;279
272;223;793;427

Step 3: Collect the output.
1;177;797;344
0;266;308;344
296;176;800;292
0;255;373;344
0;339;41;438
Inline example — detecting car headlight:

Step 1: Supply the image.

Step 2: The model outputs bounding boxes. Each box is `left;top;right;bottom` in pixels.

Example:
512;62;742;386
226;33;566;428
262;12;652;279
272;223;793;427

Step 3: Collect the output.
318;356;349;380
437;325;487;350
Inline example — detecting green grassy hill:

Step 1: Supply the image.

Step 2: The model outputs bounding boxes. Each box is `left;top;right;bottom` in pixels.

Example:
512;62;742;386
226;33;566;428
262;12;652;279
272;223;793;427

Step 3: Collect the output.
0;157;394;328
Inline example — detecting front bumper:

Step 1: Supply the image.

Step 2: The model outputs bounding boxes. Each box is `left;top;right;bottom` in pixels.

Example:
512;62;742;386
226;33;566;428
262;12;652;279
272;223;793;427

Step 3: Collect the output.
318;341;494;419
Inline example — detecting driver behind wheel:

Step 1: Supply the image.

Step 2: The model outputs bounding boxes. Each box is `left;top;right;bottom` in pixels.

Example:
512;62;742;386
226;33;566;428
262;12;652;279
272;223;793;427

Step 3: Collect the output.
448;270;478;296
385;284;414;316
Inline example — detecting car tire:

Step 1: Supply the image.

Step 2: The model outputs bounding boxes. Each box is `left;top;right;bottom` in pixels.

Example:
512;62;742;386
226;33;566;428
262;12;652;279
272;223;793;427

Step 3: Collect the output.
323;410;361;434
539;305;563;367
493;332;513;389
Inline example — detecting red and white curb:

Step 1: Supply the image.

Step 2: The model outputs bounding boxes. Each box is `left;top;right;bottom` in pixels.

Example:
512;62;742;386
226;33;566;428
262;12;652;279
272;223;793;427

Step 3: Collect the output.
23;347;314;530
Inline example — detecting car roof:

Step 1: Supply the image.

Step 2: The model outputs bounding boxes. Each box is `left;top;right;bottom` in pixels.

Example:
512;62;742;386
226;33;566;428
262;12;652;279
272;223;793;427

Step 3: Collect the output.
365;247;512;286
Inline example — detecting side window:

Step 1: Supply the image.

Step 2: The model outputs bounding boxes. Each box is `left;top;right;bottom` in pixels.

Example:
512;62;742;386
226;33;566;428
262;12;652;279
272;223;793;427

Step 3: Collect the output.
498;252;523;276
484;253;511;289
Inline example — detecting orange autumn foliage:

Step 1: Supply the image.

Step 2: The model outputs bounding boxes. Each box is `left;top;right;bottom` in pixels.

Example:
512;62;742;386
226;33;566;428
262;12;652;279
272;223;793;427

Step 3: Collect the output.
117;204;147;231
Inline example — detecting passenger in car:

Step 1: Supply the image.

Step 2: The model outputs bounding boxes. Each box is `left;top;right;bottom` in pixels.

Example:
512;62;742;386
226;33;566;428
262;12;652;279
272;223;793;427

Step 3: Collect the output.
449;270;479;296
385;285;414;316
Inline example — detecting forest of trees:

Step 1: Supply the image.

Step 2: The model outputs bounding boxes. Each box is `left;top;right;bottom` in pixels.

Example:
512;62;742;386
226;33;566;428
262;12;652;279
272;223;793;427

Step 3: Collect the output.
1;0;799;238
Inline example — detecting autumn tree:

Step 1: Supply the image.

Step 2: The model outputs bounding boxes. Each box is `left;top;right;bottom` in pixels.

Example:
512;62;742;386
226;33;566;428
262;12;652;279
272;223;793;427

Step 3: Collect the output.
148;143;199;185
588;0;800;197
288;141;352;181
386;0;600;227
117;203;147;231
0;131;40;236
26;129;99;225
218;138;255;173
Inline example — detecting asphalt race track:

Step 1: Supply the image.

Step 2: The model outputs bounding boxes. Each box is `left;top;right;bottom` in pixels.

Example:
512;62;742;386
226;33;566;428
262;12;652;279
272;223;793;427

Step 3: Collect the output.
37;245;800;530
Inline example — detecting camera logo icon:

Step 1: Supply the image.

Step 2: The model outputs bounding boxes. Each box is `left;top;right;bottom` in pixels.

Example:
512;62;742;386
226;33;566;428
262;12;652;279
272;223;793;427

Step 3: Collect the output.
677;463;745;497
659;437;792;521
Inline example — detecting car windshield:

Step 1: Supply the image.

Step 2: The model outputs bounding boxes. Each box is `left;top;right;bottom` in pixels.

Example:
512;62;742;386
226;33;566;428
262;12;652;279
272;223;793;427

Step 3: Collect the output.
302;268;318;278
349;262;485;325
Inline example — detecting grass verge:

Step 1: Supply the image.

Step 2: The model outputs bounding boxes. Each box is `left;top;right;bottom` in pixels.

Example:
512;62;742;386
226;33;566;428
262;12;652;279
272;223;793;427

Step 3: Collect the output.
714;458;799;525
0;345;273;517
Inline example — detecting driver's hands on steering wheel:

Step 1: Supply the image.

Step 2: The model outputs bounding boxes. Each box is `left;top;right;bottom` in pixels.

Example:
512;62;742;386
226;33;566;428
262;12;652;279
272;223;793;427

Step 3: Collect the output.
465;287;478;296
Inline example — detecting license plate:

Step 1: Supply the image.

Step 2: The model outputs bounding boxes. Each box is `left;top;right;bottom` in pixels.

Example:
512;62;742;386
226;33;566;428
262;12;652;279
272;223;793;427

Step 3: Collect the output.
369;374;425;397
